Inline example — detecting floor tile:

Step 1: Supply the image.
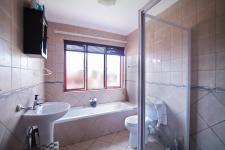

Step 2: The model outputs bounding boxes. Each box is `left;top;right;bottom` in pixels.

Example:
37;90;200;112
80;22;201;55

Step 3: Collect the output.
61;145;81;150
112;134;129;147
88;141;110;150
117;130;129;137
74;139;96;149
108;145;126;150
97;133;117;144
61;130;163;150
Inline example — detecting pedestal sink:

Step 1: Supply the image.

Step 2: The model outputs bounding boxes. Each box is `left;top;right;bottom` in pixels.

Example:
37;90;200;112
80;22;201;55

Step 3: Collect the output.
23;102;70;146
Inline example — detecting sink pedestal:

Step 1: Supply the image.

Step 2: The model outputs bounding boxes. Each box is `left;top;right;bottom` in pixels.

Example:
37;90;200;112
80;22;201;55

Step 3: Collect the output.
38;122;54;146
22;102;70;147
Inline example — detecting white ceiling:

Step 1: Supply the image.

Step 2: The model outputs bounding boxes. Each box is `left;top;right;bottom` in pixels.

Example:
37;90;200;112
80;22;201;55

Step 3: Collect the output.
45;0;178;35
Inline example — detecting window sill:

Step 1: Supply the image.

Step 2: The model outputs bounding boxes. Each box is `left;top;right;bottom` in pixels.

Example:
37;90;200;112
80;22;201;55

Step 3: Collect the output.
64;87;125;93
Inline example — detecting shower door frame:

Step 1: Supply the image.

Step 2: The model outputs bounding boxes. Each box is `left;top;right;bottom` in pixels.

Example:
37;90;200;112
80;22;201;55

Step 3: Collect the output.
138;0;191;149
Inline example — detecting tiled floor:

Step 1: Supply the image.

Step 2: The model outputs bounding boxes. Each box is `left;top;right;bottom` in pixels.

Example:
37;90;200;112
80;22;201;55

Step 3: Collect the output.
61;130;163;150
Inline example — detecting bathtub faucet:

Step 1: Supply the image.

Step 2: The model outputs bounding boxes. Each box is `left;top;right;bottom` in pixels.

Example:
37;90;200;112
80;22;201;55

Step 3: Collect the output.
89;97;97;107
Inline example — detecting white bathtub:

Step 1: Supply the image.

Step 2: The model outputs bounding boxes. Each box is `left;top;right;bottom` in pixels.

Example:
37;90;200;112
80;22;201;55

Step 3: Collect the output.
55;101;137;124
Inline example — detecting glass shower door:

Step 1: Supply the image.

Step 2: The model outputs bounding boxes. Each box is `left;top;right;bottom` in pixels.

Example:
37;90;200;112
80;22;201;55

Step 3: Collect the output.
138;0;191;149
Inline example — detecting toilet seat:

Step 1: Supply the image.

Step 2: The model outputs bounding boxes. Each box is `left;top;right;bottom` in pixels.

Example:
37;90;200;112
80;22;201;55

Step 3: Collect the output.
125;115;138;126
125;115;151;126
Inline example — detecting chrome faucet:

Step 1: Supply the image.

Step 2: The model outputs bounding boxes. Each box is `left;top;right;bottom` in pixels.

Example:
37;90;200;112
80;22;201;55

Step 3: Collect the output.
89;97;97;107
32;95;43;110
16;95;43;112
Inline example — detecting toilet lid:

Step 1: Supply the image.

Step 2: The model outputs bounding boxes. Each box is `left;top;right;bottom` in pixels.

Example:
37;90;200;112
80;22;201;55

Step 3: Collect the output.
125;115;151;126
126;115;138;125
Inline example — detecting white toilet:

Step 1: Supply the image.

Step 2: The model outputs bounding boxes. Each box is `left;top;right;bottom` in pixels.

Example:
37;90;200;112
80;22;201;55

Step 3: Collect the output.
125;101;167;148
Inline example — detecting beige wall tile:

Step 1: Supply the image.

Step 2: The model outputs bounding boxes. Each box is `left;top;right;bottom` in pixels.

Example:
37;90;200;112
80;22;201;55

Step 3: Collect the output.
191;88;209;103
11;25;23;50
0;8;11;41
161;60;171;72
216;34;225;52
11;0;23;28
194;128;225;150
0;123;5;144
197;93;225;126
197;0;215;23
11;46;21;68
197;53;215;70
181;14;197;29
20;54;28;69
216;70;225;89
11;68;21;90
216;15;225;35
190;102;208;134
171;71;184;86
0;0;11;16
197;71;215;88
126;81;138;104
212;121;225;144
194;36;215;55
171;59;184;72
195;19;215;39
0;38;11;67
0;128;23;150
181;0;197;18
213;91;225;106
216;0;225;17
0;67;11;92
216;52;225;69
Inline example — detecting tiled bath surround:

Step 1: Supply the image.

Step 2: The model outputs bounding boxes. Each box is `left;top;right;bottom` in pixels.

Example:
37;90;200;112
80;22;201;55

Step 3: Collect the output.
45;22;127;107
55;110;137;147
126;0;225;149
0;0;45;149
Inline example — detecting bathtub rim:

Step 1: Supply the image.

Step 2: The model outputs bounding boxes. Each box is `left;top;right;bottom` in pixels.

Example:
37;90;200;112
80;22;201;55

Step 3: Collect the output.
55;101;137;124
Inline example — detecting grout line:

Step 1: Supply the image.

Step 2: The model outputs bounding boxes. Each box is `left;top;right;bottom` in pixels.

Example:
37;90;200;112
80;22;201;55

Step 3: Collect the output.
209;120;225;128
212;91;225;107
190;110;225;137
0;82;44;98
45;81;64;84
125;80;137;83
210;125;225;146
190;90;211;106
191;86;225;92
0;120;24;147
145;81;187;88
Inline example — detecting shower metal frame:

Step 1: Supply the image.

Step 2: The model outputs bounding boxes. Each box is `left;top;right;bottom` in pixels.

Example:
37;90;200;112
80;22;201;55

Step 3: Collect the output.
138;0;191;149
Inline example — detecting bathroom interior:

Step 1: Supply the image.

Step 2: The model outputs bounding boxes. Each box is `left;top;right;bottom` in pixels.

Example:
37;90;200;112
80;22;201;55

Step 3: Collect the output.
0;0;225;149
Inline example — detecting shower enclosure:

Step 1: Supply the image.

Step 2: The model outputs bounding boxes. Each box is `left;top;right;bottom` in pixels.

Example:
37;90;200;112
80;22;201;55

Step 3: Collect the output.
138;0;191;149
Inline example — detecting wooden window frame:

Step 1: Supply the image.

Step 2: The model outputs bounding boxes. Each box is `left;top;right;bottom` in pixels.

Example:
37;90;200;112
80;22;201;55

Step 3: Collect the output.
64;40;124;92
64;48;86;91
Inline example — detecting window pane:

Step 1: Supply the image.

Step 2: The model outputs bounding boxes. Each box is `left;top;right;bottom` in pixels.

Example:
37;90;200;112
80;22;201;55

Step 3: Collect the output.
107;55;121;87
66;51;84;90
88;53;104;89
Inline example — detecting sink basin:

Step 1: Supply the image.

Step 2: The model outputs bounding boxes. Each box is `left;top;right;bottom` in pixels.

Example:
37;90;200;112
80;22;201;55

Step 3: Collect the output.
23;102;70;146
23;102;70;123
